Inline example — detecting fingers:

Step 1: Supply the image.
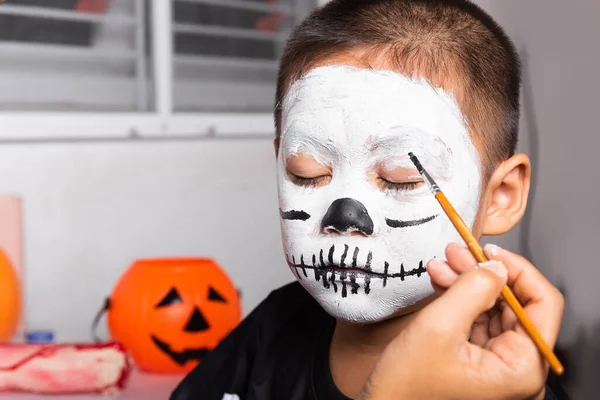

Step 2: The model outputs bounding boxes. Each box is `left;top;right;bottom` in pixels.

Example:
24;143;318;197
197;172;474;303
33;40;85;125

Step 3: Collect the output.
430;242;563;348
500;301;518;332
427;243;482;290
419;261;508;339
470;313;491;346
484;330;547;395
483;244;564;347
446;242;478;274
489;308;503;338
428;242;505;288
470;303;516;347
427;258;458;290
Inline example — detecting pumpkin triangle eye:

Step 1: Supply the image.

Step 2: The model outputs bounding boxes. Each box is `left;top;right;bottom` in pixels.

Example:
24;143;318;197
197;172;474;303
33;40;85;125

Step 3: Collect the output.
155;287;182;308
208;287;227;303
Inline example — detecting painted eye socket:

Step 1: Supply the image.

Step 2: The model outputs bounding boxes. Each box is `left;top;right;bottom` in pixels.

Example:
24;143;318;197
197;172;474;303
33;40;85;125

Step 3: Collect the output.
155;287;182;308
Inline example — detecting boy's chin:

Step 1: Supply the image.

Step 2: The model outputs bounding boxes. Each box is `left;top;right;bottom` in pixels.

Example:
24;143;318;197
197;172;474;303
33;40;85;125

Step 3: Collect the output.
294;271;436;324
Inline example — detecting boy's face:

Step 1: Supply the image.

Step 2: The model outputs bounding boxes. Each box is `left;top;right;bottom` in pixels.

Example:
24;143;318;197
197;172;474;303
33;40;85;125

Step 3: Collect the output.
276;64;483;323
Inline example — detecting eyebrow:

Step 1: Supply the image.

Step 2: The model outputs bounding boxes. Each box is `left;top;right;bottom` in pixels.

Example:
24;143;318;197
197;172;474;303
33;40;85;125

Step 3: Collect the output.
281;129;342;160
369;142;428;161
370;127;433;147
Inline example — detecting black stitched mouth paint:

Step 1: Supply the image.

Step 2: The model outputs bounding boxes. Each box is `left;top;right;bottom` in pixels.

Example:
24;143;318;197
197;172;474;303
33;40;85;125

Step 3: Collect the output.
286;245;428;296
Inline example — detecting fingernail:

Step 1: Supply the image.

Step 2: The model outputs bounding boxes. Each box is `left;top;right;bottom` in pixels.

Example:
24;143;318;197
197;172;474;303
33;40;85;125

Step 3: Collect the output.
448;242;467;250
478;260;507;280
484;243;502;256
426;258;442;271
427;259;456;281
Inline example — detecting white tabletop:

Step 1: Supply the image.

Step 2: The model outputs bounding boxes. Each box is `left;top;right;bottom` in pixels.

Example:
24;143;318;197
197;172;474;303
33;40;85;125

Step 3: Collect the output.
0;369;184;400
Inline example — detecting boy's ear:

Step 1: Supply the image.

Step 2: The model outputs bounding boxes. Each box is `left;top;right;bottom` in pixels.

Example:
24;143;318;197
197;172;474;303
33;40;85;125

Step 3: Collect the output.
481;153;531;236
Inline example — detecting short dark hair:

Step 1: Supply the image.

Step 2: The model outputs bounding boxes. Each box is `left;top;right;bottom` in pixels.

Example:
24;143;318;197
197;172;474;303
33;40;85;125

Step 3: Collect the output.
274;0;521;177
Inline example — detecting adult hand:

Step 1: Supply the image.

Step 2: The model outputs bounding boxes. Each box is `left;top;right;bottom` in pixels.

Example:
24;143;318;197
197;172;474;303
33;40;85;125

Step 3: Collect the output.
357;243;564;400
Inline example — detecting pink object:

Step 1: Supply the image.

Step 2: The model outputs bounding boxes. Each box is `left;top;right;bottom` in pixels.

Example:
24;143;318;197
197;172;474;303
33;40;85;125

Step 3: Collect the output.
255;0;283;32
0;342;131;394
0;195;24;342
75;0;110;14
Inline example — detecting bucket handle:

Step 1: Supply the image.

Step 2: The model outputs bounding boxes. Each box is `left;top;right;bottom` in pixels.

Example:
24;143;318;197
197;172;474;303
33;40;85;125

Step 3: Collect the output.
90;297;111;343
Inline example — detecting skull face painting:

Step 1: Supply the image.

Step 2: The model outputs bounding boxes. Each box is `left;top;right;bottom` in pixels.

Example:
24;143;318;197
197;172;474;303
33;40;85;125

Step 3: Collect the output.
277;65;483;323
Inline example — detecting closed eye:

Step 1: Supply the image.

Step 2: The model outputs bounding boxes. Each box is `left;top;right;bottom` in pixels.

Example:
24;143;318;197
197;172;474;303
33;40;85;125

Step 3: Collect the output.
379;179;423;192
285;154;331;188
288;173;331;188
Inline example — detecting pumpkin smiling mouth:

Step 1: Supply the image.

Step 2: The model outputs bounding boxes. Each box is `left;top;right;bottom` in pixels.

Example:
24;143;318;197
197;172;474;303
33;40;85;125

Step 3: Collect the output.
151;335;211;366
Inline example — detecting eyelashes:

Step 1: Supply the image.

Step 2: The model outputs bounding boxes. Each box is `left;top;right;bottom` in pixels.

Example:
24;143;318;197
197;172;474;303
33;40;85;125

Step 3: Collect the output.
378;179;422;192
287;173;423;193
288;174;330;188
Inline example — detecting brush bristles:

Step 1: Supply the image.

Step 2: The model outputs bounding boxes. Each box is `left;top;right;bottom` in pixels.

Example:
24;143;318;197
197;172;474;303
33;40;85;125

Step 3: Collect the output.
408;152;425;174
408;152;441;194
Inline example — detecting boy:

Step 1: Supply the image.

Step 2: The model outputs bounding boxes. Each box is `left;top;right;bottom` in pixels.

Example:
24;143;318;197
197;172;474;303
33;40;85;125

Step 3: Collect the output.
171;0;567;399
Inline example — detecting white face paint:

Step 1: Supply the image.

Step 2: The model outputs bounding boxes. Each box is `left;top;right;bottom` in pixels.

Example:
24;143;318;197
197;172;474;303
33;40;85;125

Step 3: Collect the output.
277;65;482;323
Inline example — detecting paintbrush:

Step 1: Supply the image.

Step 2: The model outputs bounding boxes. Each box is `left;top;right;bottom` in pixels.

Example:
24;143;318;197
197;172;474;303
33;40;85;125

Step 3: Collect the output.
408;152;564;376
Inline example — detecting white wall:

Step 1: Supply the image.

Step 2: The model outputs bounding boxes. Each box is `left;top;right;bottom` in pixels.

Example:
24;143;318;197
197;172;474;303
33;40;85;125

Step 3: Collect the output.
0;139;291;342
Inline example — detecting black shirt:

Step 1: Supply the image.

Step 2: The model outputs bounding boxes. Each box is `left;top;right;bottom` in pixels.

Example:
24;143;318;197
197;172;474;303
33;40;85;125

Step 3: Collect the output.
170;281;569;400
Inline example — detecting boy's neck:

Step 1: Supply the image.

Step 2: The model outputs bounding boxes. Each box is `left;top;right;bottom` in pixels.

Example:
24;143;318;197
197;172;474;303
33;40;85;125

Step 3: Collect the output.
329;296;436;398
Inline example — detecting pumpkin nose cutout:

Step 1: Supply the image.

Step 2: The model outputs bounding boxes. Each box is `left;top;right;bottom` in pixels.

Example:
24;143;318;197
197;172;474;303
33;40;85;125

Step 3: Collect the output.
321;198;374;236
184;307;210;332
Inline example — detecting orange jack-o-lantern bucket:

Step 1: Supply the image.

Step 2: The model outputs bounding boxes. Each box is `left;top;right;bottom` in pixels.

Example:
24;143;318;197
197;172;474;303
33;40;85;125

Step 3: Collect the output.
0;248;21;342
101;258;241;374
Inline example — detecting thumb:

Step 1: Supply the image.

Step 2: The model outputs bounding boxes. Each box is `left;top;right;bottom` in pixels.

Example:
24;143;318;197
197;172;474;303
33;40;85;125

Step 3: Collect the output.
421;261;508;338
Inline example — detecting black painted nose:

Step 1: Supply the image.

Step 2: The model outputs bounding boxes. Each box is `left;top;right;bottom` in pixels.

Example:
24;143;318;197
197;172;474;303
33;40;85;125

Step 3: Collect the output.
184;307;210;332
321;198;374;236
